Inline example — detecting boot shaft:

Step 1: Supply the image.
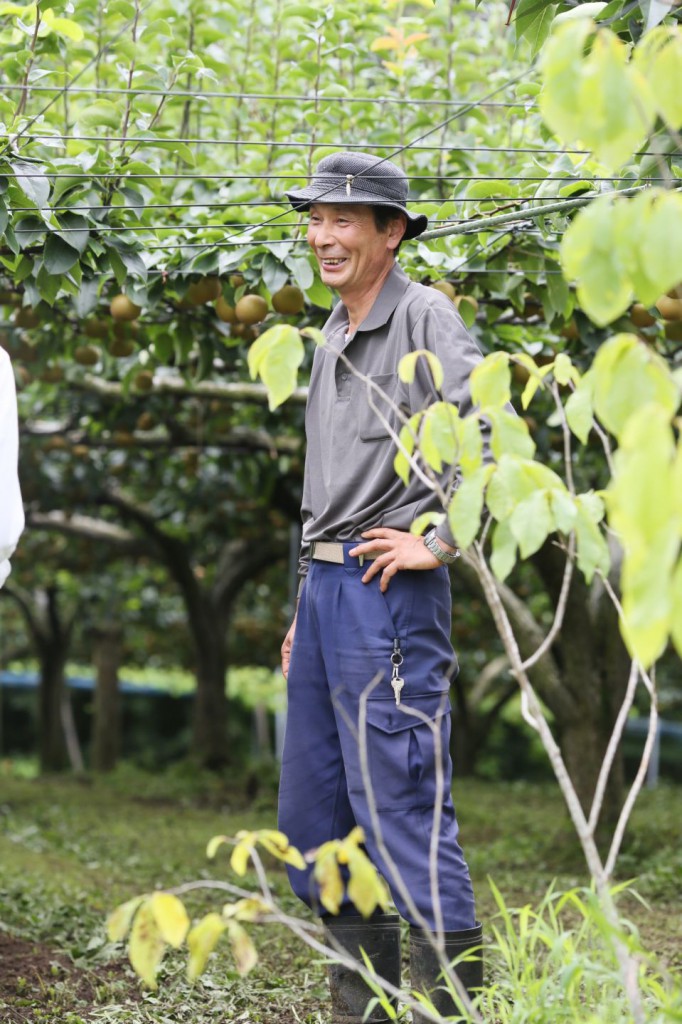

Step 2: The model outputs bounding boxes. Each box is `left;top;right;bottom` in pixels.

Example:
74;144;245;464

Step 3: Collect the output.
410;922;483;1024
325;914;401;1024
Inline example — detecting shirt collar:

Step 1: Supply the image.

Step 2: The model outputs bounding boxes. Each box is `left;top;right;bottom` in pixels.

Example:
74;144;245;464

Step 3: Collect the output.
324;262;411;338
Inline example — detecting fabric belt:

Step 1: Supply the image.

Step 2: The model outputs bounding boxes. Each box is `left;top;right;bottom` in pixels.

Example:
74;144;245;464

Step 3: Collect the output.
311;541;378;566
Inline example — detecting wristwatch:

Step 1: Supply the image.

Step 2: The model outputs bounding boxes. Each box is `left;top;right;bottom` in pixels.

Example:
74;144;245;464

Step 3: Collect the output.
423;528;460;565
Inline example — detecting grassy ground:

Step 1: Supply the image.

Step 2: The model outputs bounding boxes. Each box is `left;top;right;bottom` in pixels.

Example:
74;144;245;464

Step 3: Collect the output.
0;763;680;1023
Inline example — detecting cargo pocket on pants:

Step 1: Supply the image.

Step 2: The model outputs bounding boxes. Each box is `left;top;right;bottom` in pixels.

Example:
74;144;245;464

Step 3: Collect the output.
361;692;451;810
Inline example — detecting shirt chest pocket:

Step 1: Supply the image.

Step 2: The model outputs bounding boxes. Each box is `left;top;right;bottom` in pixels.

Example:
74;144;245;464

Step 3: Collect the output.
350;372;406;443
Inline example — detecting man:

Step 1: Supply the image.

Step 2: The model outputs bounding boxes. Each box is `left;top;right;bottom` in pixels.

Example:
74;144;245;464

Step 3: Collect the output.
278;152;486;1023
0;347;24;588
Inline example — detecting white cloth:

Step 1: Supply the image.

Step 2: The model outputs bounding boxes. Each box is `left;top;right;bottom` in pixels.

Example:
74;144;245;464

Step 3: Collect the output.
0;349;24;587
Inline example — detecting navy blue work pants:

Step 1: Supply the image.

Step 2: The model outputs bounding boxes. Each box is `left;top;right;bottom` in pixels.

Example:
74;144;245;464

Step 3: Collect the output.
278;545;476;930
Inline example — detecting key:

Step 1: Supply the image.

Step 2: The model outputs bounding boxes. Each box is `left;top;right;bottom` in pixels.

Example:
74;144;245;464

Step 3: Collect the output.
391;675;404;706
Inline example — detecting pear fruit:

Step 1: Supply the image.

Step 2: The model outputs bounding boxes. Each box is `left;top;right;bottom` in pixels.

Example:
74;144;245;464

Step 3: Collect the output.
74;345;100;366
110;294;142;321
656;295;682;321
272;285;305;315
215;296;238;323
235;294;268;325
187;276;221;305
430;280;456;301
133;370;154;391
630;304;656;328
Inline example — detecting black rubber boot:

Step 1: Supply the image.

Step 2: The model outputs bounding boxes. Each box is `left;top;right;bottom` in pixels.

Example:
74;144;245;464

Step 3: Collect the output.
324;913;402;1023
410;922;483;1023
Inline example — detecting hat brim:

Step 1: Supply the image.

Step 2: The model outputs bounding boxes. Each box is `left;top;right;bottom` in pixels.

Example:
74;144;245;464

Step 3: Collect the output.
286;185;428;240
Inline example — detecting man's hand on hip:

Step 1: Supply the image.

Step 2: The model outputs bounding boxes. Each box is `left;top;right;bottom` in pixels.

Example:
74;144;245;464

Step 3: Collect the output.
281;615;297;678
349;527;445;592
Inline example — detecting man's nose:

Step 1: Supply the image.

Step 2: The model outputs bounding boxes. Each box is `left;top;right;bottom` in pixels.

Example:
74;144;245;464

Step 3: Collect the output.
311;221;334;247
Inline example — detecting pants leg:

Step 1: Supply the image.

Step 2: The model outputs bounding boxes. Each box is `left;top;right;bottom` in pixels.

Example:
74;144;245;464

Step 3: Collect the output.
279;552;476;931
277;569;357;909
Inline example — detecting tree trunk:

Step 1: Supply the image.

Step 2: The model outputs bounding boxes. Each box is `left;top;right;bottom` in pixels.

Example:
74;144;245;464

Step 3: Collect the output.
38;645;70;772
91;624;123;772
191;619;229;768
532;544;629;826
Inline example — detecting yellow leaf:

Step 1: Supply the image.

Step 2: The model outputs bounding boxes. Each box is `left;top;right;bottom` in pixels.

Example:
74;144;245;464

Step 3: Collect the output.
399;349;444;390
346;826;366;848
257;829;306;870
346;847;389;919
403;32;429;46
187;913;226;983
227;921;258;976
150;893;189;948
370;35;397;52
314;848;344;915
106;895;146;943
206;835;230;860
230;831;254;876
128;900;166;990
223;897;271;922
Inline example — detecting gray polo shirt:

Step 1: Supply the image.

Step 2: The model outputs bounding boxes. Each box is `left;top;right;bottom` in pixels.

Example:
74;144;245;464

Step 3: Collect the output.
299;261;490;580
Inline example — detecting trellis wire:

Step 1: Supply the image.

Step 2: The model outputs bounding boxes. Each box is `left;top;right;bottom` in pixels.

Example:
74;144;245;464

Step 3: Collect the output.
4;171;667;182
0;83;536;108
1;133;674;160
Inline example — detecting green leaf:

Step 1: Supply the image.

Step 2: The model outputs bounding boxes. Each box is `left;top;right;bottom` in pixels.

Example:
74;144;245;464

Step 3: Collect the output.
540;22;656;170
670;555;682;661
44;233;80;274
470;352;511;410
574;496;610;583
11;160;50;208
42;7;84;40
410;511;445;536
393;414;421;486
305;276;333;309
634;25;682;130
560;196;634;325
515;0;558;57
398;349;444;390
78;102;122;130
466;181;515;201
509;490;553;558
490;518;517;581
419;401;459;472
285;255;314;292
488;409;536;460
447;465;494;549
591;334;679;439
247;325;305;411
565;384;594;443
637;190;682;303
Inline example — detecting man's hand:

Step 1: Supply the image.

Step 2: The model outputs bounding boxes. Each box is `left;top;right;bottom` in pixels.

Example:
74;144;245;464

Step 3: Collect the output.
281;615;297;678
349;527;451;592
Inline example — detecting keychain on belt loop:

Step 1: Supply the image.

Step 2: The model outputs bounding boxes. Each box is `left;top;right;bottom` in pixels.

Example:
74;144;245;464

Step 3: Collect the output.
391;637;404;706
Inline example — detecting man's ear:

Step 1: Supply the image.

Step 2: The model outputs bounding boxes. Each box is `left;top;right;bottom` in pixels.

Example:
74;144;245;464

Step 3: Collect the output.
387;214;407;251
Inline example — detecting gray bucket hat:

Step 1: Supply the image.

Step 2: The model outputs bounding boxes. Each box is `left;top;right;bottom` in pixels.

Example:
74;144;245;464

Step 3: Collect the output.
286;151;428;240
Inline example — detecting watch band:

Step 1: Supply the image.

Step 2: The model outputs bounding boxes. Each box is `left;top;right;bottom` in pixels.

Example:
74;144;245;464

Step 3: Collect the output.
423;527;460;565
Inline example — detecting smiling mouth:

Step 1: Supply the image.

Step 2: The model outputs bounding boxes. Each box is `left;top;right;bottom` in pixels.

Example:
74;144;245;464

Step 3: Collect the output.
320;257;348;267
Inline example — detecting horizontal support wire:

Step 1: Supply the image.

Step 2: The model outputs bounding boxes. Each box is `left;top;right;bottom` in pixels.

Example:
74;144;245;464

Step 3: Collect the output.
0;83;536;107
2;170;667;181
1;134;674;159
8;196;622;211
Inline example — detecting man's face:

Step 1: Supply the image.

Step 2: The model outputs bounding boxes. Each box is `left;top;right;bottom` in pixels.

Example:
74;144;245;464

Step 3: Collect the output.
307;203;404;299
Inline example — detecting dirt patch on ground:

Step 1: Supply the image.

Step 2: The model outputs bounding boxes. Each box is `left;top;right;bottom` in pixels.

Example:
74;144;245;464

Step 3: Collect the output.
0;931;139;1023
